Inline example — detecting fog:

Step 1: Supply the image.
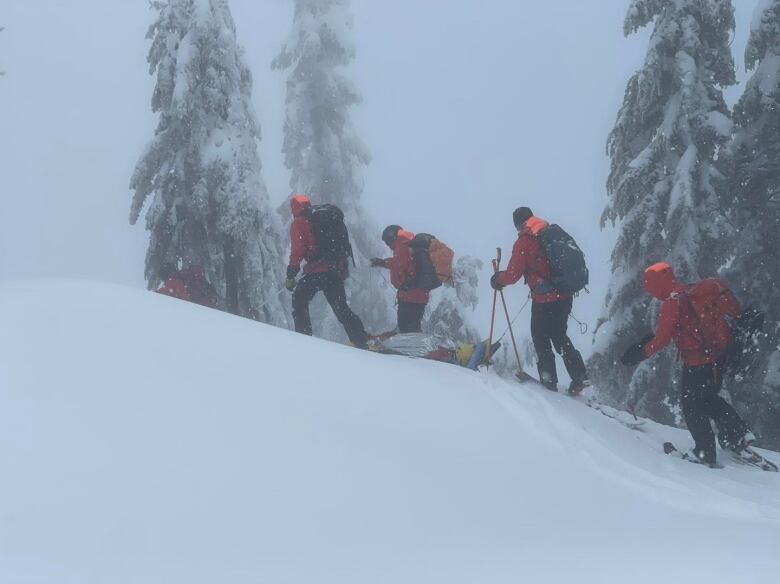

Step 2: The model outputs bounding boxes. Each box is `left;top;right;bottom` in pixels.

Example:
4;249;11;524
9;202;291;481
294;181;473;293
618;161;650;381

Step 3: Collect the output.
0;0;756;344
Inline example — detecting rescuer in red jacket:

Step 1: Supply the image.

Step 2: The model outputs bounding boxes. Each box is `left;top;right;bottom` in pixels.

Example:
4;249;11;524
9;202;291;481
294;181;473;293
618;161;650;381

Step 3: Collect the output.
286;194;368;348
370;225;430;333
156;264;218;309
490;207;589;394
621;263;754;466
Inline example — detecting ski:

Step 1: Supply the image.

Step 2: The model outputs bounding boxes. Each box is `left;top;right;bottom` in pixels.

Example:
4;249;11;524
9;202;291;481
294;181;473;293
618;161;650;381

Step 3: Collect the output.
513;372;648;432
583;399;647;432
663;442;723;468
514;370;541;385
725;446;779;472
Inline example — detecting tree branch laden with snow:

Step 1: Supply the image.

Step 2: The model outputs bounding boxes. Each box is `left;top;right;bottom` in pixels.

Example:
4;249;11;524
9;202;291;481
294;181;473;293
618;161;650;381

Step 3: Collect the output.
130;0;289;326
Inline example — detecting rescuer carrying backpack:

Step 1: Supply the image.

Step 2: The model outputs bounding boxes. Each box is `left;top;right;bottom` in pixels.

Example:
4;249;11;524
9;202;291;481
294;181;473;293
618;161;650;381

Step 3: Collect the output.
490;206;590;395
620;262;756;467
286;194;368;349
370;225;454;333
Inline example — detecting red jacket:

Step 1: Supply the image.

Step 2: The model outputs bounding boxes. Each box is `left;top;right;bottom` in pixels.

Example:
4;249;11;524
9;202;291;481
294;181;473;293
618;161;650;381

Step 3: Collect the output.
157;277;191;302
382;230;429;305
156;267;218;309
288;194;329;275
643;263;738;367
178;266;219;308
496;216;572;303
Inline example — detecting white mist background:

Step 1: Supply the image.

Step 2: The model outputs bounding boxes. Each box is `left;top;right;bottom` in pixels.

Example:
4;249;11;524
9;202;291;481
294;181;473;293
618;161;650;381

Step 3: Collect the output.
0;0;756;351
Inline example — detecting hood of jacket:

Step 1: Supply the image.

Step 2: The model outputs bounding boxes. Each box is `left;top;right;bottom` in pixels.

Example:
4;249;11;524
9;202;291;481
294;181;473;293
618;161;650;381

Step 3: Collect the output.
392;229;415;251
290;194;311;217
644;262;684;300
521;216;549;236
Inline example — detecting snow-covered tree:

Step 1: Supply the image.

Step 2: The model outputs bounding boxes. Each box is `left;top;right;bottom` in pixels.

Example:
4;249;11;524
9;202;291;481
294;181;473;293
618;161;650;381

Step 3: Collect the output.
273;0;393;339
130;0;289;325
720;0;780;449
424;257;483;344
590;0;736;423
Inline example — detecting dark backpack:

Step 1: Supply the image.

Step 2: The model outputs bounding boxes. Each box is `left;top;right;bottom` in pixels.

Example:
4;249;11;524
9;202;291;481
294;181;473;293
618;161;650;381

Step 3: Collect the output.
535;224;589;295
408;233;454;291
308;204;354;271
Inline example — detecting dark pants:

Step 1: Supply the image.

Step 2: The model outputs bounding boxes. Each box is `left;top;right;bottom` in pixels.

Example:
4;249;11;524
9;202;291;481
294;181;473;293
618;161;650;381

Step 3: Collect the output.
397;301;426;333
292;271;368;348
531;297;587;387
681;363;749;464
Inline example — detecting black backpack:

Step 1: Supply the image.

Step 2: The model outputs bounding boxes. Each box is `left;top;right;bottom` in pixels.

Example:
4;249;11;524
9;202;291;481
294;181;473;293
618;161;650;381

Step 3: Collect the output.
406;233;454;291
307;204;354;271
407;234;441;291
534;224;589;295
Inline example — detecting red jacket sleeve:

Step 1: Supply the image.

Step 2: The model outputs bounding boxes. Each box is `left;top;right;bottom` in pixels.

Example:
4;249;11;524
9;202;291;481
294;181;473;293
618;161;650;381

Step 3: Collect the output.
389;244;416;290
645;297;680;358
497;236;530;286
289;216;315;269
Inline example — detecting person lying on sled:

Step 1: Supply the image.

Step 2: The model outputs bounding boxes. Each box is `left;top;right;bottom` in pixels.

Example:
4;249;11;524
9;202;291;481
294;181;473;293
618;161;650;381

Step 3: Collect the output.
369;332;500;371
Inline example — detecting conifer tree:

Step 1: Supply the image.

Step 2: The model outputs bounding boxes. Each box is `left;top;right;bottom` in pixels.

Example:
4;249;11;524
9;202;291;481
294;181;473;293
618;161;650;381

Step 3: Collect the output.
590;0;736;423
1;27;5;77
721;0;780;448
130;0;289;325
273;0;393;338
424;257;483;344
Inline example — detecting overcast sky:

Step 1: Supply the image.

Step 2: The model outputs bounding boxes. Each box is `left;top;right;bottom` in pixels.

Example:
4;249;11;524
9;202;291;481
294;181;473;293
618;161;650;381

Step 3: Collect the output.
0;0;757;342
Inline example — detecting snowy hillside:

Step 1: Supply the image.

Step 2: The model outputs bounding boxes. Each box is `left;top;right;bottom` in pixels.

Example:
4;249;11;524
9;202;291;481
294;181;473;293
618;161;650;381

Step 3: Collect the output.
1;281;779;584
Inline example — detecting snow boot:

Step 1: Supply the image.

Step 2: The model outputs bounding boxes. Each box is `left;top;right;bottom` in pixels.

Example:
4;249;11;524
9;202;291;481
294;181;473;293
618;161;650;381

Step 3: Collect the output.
685;448;718;467
568;378;591;396
538;371;558;392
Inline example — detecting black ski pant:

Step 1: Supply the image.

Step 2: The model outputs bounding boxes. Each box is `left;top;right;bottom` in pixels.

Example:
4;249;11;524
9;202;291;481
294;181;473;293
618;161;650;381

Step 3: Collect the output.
292;271;368;348
531;297;587;387
681;363;749;464
397;301;426;333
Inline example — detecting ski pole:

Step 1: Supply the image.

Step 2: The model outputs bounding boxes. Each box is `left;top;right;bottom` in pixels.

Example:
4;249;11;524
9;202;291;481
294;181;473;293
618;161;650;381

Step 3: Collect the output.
498;287;524;374
485;247;501;371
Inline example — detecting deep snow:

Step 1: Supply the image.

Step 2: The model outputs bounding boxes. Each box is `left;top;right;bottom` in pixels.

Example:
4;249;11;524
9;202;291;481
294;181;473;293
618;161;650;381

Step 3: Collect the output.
1;281;779;584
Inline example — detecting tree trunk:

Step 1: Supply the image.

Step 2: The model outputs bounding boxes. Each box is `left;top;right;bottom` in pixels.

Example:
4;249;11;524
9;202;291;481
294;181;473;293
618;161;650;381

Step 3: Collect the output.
224;236;239;316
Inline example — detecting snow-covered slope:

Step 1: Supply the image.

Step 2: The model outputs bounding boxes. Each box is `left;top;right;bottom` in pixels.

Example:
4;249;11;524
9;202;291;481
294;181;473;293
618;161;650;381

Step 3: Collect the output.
1;281;779;584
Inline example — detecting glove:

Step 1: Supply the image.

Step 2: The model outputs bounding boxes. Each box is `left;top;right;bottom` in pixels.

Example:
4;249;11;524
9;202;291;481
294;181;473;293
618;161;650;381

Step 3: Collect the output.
284;278;297;292
286;265;300;280
490;272;505;291
620;339;649;366
370;257;386;268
